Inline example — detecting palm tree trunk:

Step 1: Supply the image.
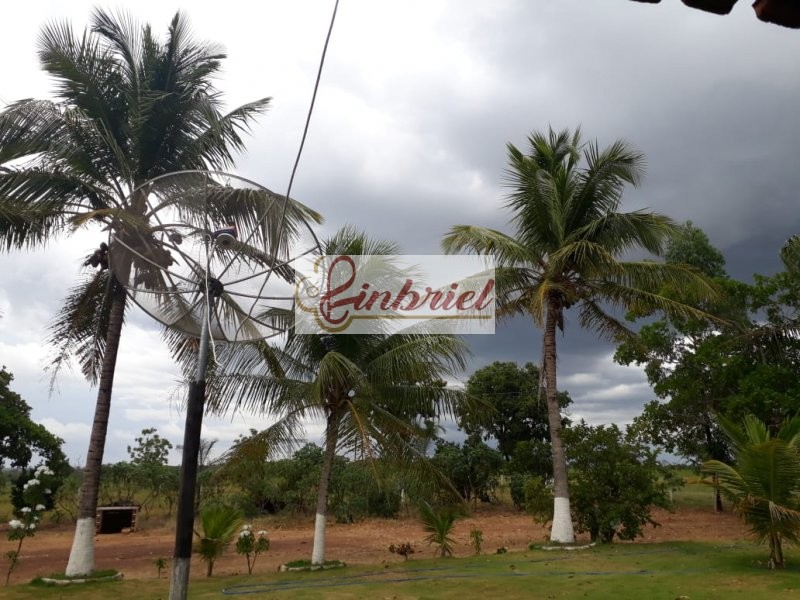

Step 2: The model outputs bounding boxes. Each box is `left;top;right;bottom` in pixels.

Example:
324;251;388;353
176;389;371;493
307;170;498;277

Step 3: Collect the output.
543;300;575;543
65;278;126;576
769;532;784;569
311;410;340;565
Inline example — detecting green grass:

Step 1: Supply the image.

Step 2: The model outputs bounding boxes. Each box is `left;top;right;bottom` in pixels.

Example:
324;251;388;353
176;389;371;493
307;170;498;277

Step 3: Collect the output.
670;469;722;510
3;542;798;599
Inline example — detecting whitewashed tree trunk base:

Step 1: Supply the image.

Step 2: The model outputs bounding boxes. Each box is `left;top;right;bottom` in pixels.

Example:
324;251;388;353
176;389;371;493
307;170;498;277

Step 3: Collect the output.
311;512;327;564
550;497;575;543
65;517;95;576
169;557;191;600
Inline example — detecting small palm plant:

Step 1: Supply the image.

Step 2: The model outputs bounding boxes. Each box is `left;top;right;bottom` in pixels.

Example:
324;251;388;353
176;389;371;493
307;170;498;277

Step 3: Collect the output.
195;505;243;577
419;501;458;558
703;415;800;569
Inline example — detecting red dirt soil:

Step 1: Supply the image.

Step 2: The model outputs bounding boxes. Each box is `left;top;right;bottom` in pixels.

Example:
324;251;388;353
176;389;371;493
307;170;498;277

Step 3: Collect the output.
4;505;748;585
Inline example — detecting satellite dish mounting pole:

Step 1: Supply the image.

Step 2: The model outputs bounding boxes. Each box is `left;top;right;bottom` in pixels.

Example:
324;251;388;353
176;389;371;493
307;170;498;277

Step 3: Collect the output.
169;279;221;600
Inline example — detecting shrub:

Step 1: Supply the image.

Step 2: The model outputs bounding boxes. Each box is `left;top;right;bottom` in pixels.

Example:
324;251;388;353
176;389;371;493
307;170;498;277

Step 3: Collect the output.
235;524;270;574
388;542;415;560
5;464;58;585
469;528;483;555
563;422;672;544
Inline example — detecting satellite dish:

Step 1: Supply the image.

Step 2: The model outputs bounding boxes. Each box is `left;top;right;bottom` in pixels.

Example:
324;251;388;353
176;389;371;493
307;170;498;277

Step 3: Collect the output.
110;170;321;343
108;169;321;595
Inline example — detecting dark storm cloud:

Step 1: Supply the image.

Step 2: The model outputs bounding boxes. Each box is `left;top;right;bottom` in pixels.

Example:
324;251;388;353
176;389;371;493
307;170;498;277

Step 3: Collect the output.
3;0;799;461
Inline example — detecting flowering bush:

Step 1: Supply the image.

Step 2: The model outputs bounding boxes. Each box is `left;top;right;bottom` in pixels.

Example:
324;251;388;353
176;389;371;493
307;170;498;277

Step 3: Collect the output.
5;464;57;585
235;524;270;574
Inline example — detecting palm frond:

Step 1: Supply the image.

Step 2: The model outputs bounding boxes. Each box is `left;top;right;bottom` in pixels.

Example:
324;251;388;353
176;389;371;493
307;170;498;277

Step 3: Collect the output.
46;268;120;386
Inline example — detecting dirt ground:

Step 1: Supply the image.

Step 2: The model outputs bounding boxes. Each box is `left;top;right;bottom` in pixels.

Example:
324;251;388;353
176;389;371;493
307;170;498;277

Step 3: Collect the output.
5;505;748;584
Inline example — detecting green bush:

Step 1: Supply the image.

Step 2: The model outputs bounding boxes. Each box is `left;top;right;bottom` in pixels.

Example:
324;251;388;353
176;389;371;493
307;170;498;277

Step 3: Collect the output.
563;421;672;544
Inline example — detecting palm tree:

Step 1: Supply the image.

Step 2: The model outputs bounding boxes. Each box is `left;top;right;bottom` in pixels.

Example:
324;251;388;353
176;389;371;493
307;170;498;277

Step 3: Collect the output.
703;415;800;569
195;504;243;577
0;10;319;576
443;127;718;542
419;501;458;557
212;228;469;565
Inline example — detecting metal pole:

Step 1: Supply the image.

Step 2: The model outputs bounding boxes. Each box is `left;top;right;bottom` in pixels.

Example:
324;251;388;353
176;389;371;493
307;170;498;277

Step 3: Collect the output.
169;291;215;600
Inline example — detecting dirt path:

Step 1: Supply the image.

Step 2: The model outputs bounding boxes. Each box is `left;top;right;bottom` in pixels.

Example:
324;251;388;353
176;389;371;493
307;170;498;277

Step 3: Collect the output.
5;505;748;584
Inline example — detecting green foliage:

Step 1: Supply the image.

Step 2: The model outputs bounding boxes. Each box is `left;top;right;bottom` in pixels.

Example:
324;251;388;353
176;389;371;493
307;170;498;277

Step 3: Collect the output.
563;422;674;544
445;127;719;543
53;470;81;522
195;505;243;577
618;237;800;468
469;529;483;555
153;557;168;579
5;465;58;585
522;476;552;525
213;228;472;564
459;362;570;464
234;524;269;575
418;501;458;557
703;415;800;569
0;367;66;471
127;428;172;467
126;429;177;516
665;221;727;278
431;434;503;506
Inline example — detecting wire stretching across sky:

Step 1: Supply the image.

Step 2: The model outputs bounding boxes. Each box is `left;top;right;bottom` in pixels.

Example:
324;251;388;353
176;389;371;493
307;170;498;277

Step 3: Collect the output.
238;0;340;330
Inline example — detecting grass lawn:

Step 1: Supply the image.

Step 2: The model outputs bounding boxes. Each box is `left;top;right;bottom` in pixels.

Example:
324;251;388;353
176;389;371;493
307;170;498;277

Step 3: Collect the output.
4;542;797;599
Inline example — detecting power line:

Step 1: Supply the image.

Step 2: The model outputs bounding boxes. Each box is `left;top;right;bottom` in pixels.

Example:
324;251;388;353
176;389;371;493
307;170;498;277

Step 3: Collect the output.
284;0;340;208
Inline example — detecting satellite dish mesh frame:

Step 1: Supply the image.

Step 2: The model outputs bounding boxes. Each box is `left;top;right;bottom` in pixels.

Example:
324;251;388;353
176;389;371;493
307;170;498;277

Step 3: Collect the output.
108;169;321;598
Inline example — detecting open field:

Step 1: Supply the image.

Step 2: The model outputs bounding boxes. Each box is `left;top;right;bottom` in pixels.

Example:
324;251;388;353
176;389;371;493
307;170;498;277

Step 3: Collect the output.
3;496;757;586
3;541;798;600
5;477;788;598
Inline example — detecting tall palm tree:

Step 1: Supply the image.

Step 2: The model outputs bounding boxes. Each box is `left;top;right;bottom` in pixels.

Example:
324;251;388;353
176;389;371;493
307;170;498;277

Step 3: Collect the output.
0;10;320;576
443;127;718;542
704;415;800;569
212;228;469;565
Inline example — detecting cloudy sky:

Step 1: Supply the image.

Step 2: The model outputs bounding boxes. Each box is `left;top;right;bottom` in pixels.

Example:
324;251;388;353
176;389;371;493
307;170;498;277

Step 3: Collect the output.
1;0;798;465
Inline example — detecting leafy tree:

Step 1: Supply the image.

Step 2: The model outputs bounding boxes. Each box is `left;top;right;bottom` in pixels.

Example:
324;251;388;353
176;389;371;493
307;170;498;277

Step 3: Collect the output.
126;427;177;515
459;361;570;467
780;235;800;274
128;428;173;466
563;422;675;544
0;367;66;470
704;415;800;569
665;221;727;278
443;127;717;542
214;228;469;565
0;9;320;577
431;434;503;506
617;225;800;512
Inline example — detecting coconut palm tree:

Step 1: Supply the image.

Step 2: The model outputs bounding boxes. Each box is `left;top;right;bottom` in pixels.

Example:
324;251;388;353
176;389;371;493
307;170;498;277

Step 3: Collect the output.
443;127;718;542
0;10;320;576
211;228;469;565
703;415;800;568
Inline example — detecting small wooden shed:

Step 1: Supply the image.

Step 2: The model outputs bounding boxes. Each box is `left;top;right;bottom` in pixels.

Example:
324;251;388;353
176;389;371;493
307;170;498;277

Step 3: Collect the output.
95;505;139;534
